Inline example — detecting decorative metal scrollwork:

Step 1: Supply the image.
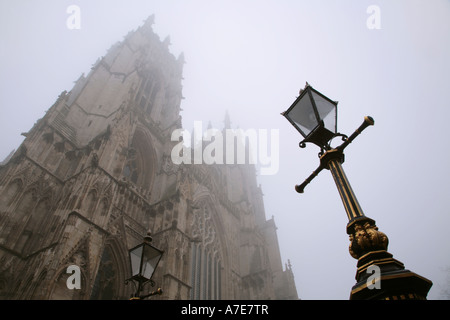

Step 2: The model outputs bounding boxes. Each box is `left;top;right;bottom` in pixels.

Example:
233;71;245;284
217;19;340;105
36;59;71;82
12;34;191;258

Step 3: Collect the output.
299;132;349;158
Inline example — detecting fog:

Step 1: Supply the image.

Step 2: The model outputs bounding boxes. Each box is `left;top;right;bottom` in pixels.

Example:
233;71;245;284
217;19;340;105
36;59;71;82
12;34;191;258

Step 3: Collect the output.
1;0;450;299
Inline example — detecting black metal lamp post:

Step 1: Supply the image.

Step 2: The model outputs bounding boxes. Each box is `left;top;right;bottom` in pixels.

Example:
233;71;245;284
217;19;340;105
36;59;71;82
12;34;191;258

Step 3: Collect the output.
282;83;432;300
126;232;164;300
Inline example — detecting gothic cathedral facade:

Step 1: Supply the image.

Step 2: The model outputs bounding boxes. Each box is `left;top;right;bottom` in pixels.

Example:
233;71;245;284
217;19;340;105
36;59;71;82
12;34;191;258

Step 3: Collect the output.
0;16;298;300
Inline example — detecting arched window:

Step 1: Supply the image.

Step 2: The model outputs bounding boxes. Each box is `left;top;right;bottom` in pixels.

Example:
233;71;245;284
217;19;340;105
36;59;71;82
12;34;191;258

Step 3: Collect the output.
90;246;118;300
97;198;109;217
122;148;139;184
82;190;97;219
122;129;155;191
135;72;160;115
90;241;127;300
190;243;222;300
190;202;222;300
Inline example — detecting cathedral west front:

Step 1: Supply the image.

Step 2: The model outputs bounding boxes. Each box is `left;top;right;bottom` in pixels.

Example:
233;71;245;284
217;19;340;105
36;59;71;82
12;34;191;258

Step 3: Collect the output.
0;16;298;300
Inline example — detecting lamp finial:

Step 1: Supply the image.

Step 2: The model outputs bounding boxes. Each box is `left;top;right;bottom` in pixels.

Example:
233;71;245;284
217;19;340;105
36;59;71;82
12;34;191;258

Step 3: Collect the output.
144;232;153;244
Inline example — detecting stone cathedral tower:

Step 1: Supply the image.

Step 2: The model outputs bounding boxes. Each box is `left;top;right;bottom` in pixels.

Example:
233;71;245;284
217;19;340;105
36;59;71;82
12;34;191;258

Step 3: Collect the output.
0;16;298;300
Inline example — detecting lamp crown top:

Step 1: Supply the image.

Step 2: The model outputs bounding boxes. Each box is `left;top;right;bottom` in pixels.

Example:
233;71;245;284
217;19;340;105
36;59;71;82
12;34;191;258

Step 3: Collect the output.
144;232;153;244
299;81;311;95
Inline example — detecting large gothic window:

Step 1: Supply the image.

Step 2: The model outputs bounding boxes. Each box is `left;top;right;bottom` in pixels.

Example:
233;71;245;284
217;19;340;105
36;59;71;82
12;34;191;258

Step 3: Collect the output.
90;246;119;300
135;72;160;115
122;129;155;191
190;202;222;300
82;190;97;219
122;148;139;184
190;243;222;300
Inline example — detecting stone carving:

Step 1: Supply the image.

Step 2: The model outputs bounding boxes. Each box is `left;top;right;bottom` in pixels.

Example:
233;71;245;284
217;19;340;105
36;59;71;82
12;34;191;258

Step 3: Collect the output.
349;221;389;259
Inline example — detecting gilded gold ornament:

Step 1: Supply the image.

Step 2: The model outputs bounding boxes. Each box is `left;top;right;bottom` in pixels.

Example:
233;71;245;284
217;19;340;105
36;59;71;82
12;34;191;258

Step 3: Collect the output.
349;221;389;259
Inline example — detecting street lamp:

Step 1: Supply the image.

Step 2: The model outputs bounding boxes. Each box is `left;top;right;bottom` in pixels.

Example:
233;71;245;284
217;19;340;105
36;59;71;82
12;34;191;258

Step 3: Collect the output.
126;232;164;300
282;83;338;150
282;82;432;300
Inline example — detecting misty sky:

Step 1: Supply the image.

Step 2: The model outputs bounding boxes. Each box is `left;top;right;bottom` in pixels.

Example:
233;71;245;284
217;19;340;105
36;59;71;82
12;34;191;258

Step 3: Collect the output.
1;0;450;299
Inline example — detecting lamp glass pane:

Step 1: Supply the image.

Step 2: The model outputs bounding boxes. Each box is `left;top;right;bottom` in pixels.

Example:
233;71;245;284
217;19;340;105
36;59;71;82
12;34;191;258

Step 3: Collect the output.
141;245;163;280
311;91;337;133
130;245;143;277
286;93;318;136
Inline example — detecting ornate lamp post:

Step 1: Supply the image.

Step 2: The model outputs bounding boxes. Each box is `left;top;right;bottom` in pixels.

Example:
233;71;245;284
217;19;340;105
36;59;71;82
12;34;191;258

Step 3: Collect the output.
282;83;432;300
126;232;164;300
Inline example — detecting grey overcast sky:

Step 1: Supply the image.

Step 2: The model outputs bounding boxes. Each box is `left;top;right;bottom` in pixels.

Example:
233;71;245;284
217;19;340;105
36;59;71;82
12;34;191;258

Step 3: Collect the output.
1;0;450;299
